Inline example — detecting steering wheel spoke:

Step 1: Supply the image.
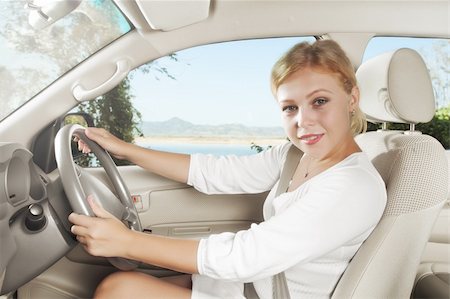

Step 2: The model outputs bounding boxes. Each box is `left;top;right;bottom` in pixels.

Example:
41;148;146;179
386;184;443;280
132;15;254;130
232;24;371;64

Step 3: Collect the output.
77;169;125;219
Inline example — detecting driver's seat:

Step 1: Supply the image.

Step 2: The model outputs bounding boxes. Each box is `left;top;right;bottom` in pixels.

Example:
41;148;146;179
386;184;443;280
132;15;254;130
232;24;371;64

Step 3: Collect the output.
331;48;448;298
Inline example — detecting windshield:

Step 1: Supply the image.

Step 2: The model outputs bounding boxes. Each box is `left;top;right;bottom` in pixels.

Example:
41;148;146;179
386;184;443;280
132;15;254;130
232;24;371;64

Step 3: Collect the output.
0;0;131;121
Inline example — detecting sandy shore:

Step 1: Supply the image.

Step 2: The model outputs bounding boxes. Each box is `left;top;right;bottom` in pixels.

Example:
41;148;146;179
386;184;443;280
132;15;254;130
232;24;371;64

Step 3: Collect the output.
135;136;287;145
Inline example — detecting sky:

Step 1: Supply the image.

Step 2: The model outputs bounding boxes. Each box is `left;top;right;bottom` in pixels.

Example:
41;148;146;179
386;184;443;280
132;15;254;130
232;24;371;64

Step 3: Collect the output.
130;36;315;127
130;36;449;127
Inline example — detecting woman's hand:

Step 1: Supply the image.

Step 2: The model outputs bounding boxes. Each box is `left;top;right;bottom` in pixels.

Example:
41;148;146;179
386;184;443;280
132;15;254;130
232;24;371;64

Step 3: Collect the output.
75;127;131;160
76;127;191;184
68;195;133;258
70;198;199;274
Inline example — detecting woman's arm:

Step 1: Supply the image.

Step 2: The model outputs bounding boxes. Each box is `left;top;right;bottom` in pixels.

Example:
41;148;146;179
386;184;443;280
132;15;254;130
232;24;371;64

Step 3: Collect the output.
69;196;199;274
79;127;190;183
122;143;190;184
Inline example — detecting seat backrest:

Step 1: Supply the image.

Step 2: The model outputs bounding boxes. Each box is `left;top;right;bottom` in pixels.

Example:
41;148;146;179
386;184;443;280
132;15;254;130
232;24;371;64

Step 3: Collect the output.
332;48;448;298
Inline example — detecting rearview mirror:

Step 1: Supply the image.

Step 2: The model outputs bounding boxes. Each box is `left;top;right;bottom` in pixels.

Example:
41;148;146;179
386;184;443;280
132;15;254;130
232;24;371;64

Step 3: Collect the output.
64;113;95;128
26;0;81;30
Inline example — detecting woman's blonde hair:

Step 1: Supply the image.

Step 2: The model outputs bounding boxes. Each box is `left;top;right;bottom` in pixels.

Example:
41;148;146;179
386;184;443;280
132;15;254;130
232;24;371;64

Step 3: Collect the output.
271;39;366;135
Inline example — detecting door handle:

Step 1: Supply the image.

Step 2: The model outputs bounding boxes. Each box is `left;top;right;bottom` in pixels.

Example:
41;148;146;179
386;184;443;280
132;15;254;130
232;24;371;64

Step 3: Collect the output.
172;227;212;235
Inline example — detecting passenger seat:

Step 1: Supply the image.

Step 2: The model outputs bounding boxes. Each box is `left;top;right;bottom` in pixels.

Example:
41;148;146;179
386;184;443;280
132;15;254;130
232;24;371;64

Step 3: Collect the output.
412;151;450;298
331;48;448;298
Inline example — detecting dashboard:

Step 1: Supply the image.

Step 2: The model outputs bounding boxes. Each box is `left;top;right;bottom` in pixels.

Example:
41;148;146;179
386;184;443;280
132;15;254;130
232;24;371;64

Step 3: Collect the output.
0;143;75;294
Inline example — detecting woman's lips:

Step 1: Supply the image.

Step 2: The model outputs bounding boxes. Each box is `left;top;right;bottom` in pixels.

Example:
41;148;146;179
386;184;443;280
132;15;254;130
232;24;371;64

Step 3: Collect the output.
299;133;324;145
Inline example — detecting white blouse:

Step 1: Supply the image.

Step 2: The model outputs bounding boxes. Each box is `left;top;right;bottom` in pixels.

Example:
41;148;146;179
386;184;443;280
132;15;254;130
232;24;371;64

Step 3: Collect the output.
187;142;387;299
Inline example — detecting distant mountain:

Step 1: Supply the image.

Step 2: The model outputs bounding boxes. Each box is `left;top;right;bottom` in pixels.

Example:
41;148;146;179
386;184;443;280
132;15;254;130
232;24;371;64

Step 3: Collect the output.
140;117;285;138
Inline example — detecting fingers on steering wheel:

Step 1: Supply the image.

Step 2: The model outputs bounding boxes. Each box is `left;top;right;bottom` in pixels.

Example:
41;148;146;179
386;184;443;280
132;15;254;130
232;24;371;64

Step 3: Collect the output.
78;140;91;153
76;235;86;244
71;224;88;237
72;133;91;153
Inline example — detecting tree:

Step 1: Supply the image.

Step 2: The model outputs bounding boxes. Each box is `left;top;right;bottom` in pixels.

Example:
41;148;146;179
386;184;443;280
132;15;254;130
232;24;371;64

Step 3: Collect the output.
251;142;273;153
417;106;449;149
76;78;142;166
366;105;450;149
75;54;180;166
422;40;449;108
0;1;128;120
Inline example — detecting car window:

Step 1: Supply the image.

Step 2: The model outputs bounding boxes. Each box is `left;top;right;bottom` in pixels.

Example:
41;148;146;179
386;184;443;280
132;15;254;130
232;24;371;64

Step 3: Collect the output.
0;0;131;122
363;37;449;149
132;37;320;155
74;36;316;166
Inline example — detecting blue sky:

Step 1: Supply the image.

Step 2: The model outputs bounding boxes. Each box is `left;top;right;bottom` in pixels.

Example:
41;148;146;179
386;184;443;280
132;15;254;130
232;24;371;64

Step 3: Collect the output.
130;36;314;127
130;36;448;127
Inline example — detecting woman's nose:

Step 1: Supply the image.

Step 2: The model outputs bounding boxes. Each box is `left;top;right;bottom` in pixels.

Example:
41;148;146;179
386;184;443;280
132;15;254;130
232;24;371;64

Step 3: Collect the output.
297;107;314;128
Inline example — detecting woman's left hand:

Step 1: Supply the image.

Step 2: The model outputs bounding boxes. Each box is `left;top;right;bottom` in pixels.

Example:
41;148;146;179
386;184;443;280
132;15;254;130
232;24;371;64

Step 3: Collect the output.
68;195;133;258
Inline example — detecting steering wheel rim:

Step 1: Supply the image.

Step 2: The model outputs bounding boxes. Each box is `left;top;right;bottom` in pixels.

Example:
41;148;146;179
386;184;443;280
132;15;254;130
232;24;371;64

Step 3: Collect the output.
54;124;141;270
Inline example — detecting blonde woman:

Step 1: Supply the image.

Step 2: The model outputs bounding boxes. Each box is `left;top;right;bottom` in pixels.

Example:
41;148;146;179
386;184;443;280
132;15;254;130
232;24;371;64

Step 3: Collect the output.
70;40;386;298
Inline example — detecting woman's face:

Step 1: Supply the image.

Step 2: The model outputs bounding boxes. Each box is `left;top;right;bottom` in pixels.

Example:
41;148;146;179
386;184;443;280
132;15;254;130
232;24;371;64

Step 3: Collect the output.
276;67;359;161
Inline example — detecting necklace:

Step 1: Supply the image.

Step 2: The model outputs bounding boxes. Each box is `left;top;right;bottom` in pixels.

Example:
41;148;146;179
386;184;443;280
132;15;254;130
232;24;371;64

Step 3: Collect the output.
304;163;311;178
304;156;320;178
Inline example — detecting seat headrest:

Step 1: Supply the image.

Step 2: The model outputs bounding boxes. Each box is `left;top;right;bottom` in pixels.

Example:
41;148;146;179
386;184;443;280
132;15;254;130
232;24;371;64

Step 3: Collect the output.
356;48;435;124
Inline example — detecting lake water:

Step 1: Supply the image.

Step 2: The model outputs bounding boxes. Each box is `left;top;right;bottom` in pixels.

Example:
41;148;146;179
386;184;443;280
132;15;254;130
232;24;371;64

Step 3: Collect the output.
139;145;450;157
137;143;269;156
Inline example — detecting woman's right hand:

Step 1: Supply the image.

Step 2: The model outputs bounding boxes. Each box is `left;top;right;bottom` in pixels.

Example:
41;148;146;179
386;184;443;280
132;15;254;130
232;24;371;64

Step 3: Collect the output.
76;127;131;160
76;127;190;184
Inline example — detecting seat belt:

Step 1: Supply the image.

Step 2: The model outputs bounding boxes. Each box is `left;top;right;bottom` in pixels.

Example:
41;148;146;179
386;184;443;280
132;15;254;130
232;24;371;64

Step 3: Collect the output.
244;144;303;299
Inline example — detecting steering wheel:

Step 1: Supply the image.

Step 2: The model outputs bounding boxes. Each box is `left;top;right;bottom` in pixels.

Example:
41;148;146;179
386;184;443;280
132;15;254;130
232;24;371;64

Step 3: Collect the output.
54;124;142;270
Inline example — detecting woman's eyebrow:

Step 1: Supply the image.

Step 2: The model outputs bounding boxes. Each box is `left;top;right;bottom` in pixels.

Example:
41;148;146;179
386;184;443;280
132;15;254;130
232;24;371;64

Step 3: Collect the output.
306;88;334;98
277;99;296;104
277;88;334;103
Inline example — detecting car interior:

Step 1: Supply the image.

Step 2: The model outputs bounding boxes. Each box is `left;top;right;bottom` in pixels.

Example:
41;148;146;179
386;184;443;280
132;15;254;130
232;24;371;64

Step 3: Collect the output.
0;1;448;298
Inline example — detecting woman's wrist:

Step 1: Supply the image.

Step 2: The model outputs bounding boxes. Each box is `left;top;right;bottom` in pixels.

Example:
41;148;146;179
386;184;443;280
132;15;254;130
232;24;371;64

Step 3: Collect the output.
119;141;137;162
120;228;139;259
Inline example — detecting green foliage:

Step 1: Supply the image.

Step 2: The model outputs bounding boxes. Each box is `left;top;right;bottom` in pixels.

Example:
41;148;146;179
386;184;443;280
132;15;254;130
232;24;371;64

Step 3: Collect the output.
250;142;273;153
417;106;450;149
134;54;179;80
77;78;142;166
435;106;450;120
250;142;265;153
74;54;179;167
366;122;381;132
366;106;450;149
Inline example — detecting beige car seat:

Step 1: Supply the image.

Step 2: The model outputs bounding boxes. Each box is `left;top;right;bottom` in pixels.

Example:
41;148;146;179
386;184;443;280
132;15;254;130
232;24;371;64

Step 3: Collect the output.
412;151;450;298
331;48;448;298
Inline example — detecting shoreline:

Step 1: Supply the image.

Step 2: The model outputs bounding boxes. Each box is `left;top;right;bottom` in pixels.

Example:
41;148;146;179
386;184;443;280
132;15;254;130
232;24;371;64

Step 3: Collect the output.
135;136;287;145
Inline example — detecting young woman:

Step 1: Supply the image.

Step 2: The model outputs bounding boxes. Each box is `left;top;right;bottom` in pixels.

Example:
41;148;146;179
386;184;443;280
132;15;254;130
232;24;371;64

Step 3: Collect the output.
70;40;387;298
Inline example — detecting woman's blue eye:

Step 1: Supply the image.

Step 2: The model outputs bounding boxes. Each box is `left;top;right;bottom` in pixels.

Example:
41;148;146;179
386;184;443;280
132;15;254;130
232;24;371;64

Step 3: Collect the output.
282;105;298;113
313;98;328;106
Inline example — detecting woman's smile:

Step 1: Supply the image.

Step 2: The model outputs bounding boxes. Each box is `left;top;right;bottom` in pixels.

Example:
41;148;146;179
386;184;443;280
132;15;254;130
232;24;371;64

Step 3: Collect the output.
299;133;324;145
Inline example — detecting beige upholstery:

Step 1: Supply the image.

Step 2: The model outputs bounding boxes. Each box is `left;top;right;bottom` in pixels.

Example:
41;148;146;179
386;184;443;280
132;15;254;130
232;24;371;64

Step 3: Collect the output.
412;153;450;299
413;263;450;298
356;48;435;124
331;49;448;298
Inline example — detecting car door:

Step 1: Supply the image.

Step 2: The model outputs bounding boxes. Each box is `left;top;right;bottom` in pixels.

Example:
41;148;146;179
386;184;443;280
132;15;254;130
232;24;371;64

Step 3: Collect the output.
16;37;314;299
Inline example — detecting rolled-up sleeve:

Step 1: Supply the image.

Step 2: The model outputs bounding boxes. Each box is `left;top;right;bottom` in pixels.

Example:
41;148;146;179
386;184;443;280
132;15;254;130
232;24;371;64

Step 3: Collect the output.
196;168;386;282
187;142;291;194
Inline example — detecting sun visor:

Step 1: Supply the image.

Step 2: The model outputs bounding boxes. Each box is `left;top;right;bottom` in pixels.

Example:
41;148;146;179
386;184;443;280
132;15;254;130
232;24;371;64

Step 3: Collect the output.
136;0;211;31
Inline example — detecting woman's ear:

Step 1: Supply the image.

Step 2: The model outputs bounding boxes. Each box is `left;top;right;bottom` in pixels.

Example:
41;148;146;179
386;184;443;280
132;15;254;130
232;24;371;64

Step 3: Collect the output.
349;86;360;111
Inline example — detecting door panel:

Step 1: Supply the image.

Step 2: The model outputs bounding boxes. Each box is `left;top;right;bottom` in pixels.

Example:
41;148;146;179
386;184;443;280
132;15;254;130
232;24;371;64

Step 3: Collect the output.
141;187;266;228
84;165;266;234
18;164;267;298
